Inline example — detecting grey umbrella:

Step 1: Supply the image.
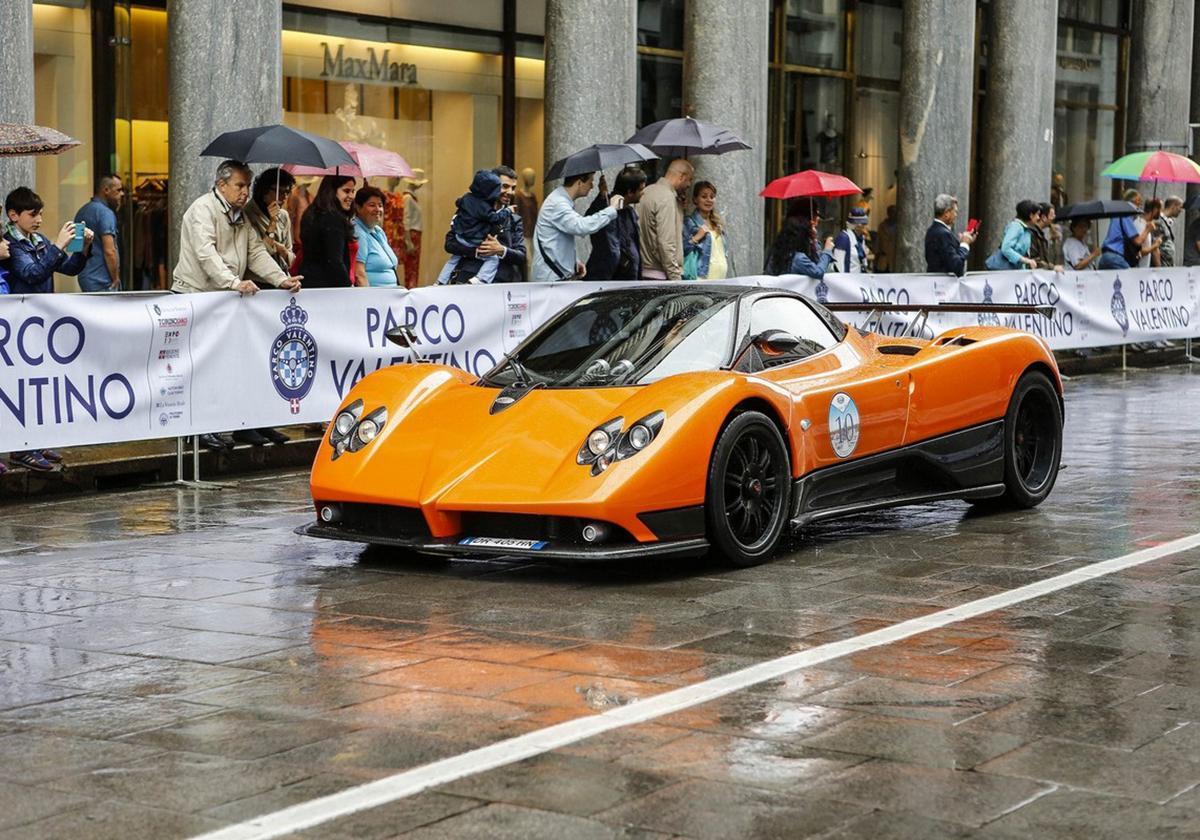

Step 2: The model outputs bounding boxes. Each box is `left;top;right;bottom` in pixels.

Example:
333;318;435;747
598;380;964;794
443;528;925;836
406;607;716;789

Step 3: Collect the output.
200;124;355;169
545;143;659;181
1056;199;1139;220
625;116;751;158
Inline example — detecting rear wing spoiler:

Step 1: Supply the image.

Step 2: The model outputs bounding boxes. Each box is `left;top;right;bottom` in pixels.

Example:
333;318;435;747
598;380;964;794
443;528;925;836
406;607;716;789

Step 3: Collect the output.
820;302;1055;339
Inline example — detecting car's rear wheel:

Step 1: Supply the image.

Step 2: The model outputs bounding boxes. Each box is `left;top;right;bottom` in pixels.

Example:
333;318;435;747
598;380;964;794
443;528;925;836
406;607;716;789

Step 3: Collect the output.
706;411;791;566
980;369;1062;509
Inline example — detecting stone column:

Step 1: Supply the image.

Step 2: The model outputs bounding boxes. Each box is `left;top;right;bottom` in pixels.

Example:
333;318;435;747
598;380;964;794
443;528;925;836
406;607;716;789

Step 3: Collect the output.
1189;9;1200;222
684;0;770;274
543;0;637;175
977;0;1058;259
1128;0;1194;157
167;0;283;267
0;3;36;190
896;0;977;273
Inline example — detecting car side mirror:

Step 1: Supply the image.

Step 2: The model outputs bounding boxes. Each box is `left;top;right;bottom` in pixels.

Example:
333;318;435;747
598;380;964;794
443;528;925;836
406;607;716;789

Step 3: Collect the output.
752;330;802;355
385;326;420;349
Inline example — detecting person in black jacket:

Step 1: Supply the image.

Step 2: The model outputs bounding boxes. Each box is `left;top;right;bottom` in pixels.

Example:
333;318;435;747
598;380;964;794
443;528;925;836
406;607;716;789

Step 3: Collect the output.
440;165;526;283
585;166;646;281
298;175;356;288
924;193;975;276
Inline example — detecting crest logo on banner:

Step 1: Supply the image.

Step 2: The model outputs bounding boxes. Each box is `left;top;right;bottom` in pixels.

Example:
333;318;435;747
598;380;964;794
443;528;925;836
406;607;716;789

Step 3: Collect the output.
828;392;860;458
977;280;1001;326
815;276;829;304
1110;277;1129;335
271;298;318;414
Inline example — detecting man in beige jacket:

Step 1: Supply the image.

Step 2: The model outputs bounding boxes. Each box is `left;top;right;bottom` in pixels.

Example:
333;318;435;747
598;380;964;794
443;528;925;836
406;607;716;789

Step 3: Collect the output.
172;160;303;295
637;158;693;281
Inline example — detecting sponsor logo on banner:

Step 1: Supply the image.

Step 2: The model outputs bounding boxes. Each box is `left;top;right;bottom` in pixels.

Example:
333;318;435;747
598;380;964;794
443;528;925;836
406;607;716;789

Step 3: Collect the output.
814;276;829;304
978;280;1001;326
828;392;860;458
271;298;318;414
1110;277;1129;335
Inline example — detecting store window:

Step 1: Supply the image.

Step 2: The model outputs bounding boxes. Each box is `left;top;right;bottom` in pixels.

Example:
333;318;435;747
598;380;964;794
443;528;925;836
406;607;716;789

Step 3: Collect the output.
32;2;94;292
852;0;902;216
1053;24;1120;204
782;0;847;70
636;0;685;131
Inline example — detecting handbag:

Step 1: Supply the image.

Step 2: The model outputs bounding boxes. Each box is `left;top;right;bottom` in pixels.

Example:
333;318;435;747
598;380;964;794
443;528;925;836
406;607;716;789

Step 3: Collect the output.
682;249;700;281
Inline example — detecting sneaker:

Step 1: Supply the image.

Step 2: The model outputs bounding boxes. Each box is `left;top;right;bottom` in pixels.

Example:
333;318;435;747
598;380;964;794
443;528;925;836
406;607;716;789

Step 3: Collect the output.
11;451;55;472
40;449;63;463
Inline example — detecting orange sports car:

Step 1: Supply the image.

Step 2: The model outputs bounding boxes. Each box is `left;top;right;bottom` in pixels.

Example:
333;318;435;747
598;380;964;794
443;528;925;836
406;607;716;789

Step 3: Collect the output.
302;285;1063;566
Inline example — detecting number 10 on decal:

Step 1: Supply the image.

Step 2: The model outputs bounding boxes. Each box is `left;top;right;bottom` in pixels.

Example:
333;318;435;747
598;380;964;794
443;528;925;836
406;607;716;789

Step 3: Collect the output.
828;392;860;459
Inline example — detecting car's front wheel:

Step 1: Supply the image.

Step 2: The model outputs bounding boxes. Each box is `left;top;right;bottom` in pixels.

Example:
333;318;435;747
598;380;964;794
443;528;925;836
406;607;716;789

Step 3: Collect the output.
706;411;791;566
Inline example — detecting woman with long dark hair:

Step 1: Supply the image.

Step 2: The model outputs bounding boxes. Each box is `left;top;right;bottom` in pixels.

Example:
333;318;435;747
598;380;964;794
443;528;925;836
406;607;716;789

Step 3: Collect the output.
245;167;296;284
764;202;834;278
298;174;356;287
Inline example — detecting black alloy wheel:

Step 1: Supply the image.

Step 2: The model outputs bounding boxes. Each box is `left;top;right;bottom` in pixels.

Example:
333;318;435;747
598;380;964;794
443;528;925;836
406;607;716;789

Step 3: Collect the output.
996;369;1062;508
706;411;791;566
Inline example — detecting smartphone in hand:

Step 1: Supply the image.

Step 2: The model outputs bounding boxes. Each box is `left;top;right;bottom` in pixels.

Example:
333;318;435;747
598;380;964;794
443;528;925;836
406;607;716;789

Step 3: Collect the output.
65;223;86;254
966;218;981;235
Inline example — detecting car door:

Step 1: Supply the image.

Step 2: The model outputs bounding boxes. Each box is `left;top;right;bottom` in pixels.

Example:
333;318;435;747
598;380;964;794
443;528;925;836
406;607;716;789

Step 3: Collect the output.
748;296;910;469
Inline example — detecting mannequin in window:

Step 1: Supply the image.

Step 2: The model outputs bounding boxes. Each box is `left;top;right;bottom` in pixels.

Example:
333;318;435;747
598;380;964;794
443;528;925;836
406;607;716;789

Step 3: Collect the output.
399;169;427;289
515;168;539;280
818;113;841;169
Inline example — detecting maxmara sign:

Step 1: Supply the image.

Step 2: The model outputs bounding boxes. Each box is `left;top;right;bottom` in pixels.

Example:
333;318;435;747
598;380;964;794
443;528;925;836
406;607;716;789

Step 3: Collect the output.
320;42;418;85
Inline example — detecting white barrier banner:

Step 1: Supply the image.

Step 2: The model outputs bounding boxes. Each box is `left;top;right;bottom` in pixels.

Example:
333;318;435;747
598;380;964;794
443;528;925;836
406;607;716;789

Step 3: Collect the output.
0;268;1197;451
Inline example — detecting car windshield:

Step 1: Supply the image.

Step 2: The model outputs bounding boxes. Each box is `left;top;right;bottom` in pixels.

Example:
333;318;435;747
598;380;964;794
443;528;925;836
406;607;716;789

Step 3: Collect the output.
482;289;739;388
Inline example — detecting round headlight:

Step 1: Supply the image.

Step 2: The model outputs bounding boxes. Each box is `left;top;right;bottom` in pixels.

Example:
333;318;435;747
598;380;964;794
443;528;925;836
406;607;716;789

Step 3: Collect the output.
356;419;379;444
627;424;653;450
587;429;611;456
334;412;356;436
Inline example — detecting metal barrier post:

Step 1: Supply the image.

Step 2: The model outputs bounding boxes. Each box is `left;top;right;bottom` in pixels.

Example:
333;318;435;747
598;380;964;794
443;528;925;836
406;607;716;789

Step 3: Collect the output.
1122;343;1127;372
1186;336;1199;363
188;433;234;490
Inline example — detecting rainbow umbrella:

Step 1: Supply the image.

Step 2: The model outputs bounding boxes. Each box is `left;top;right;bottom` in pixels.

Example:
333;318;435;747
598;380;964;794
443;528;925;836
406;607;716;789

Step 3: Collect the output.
1101;151;1200;184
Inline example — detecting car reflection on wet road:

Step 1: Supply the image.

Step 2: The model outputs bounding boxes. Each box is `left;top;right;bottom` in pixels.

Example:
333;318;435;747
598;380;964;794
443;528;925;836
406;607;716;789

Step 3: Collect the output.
0;367;1198;839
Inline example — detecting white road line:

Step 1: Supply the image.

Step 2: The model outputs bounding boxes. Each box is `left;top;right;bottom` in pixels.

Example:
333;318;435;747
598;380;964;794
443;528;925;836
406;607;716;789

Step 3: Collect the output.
194;530;1200;840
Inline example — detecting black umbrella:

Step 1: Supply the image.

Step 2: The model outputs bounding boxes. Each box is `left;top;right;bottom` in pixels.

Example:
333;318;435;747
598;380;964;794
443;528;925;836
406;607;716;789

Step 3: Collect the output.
1056;199;1139;220
1186;193;1200;211
626;116;751;158
200;124;355;169
545;143;659;182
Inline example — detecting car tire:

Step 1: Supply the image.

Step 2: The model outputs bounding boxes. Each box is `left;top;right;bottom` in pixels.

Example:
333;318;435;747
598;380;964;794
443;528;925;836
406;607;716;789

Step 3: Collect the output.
988;369;1062;509
706;411;791;567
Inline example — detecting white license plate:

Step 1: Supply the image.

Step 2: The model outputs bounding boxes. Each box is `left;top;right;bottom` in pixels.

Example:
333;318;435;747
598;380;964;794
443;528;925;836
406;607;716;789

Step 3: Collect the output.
458;537;548;550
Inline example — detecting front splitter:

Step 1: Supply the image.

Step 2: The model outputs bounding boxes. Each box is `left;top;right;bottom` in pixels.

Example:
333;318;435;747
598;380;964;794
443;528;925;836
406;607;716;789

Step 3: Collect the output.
297;522;709;563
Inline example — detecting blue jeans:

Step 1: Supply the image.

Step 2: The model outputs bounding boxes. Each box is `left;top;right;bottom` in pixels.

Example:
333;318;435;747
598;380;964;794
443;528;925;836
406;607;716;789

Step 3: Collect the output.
78;273;115;292
1098;251;1130;270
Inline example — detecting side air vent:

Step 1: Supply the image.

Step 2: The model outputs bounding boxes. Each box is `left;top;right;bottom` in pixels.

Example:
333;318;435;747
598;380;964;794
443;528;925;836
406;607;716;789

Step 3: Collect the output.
878;345;921;356
936;336;977;347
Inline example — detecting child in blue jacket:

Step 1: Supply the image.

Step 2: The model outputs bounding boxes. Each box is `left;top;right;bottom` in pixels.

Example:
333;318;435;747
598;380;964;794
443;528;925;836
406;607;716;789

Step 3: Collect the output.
2;187;92;472
4;187;91;294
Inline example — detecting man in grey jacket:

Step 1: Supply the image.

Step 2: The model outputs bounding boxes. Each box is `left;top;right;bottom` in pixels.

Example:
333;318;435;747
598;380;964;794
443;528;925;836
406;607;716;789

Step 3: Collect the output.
172;160;303;295
638;158;693;281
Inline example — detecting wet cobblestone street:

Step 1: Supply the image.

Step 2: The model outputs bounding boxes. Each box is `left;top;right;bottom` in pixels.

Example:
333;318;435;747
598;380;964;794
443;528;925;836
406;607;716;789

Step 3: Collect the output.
0;366;1198;839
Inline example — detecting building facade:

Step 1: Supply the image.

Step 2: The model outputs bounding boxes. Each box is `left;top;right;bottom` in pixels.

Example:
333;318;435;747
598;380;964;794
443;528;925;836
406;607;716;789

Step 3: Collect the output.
6;0;1196;289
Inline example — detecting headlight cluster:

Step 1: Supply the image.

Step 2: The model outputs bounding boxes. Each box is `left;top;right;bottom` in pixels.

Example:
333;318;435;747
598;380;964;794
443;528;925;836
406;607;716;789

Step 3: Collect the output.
329;399;388;460
576;411;666;476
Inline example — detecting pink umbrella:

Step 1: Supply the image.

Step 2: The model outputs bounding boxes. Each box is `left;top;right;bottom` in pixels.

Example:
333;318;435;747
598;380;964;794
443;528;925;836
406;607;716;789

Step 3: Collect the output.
285;141;414;178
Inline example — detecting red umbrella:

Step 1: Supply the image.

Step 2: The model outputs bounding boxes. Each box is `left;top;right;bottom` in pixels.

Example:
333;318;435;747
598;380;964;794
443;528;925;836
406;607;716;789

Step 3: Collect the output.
760;170;861;199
